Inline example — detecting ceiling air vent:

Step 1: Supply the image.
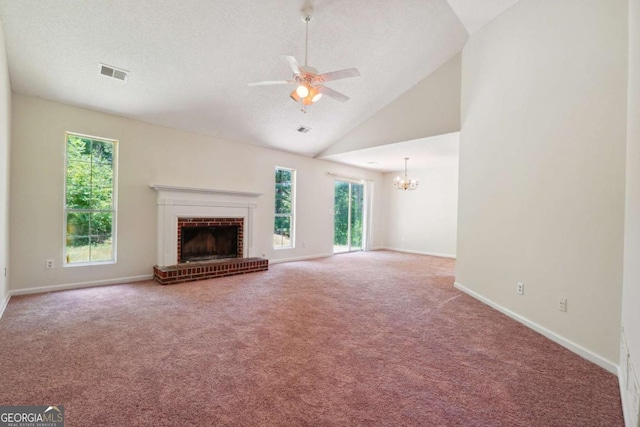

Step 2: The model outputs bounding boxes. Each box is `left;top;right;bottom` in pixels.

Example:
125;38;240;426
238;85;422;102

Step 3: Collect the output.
99;64;128;82
296;125;311;134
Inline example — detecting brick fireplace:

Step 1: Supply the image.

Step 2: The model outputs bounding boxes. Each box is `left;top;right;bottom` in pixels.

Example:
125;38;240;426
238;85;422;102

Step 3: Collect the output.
150;185;267;285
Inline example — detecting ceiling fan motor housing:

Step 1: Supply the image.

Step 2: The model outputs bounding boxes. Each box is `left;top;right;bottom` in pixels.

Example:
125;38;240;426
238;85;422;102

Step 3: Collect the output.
297;66;319;86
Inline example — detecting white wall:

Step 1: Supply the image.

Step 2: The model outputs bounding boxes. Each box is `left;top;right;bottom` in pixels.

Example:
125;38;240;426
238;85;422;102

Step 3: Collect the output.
382;164;458;258
320;54;461;157
456;0;627;370
9;94;384;292
621;0;640;424
0;19;11;311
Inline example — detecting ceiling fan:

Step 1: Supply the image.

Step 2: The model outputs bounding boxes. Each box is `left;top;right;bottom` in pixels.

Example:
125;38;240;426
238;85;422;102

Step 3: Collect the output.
248;1;360;113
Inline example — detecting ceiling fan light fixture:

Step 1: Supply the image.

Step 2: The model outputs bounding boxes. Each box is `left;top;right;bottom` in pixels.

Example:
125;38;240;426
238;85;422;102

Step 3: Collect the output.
302;86;322;103
296;84;309;98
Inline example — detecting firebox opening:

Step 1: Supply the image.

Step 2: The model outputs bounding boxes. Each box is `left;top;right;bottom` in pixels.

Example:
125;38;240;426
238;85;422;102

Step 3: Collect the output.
180;226;238;263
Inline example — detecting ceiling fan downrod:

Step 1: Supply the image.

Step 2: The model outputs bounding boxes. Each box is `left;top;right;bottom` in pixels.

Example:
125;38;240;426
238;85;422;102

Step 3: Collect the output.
304;17;309;67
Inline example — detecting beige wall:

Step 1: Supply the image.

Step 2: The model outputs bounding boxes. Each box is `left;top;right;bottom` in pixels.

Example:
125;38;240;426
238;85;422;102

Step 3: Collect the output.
383;164;458;257
622;0;640;424
0;19;10;308
456;0;627;368
9;94;384;292
320;54;461;157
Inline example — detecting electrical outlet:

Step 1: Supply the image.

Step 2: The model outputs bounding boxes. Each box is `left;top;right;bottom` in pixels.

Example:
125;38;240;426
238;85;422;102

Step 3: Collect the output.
302;241;307;248
517;282;524;295
45;259;55;269
558;298;567;312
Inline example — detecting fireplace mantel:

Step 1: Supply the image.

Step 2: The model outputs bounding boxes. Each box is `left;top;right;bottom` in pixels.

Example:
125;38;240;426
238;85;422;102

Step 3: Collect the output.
150;184;262;267
150;184;262;198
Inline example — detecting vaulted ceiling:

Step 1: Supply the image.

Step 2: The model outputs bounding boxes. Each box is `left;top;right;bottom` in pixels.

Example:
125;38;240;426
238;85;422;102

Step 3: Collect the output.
0;0;519;158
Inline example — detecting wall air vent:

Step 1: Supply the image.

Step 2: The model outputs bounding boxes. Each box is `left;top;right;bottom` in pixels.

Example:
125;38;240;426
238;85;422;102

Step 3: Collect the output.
99;64;128;82
296;125;311;134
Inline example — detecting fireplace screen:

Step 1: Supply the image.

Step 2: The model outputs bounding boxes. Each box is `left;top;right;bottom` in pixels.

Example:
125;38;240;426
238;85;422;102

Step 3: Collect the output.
180;226;238;262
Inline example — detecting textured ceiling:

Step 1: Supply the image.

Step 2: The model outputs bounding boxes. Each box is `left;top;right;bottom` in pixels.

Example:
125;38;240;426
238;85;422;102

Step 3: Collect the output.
0;0;517;158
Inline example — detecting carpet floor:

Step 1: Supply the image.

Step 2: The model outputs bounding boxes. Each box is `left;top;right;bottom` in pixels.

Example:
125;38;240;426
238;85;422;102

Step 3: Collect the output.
0;251;623;426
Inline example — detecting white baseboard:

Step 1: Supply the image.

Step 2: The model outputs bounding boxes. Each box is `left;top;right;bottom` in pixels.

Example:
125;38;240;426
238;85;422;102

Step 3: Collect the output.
270;253;333;264
0;292;10;321
454;281;618;375
378;247;456;259
8;274;153;297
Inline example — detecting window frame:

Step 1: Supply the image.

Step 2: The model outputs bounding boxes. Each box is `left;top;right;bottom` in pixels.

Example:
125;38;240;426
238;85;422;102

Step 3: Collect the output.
63;132;119;267
274;166;296;250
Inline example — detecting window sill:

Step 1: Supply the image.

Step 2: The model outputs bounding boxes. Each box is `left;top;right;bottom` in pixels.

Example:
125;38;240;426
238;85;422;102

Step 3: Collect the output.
64;260;116;268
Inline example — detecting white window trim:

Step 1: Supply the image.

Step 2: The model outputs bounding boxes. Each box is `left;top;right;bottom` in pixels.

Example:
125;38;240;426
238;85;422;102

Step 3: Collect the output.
63;132;119;267
274;166;295;250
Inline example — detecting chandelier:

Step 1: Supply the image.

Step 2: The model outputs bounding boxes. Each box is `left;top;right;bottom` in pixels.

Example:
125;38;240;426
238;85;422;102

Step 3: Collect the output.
393;157;419;191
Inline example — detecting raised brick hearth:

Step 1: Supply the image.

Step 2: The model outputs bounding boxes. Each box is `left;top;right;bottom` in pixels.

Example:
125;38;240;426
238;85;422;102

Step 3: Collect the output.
153;257;268;285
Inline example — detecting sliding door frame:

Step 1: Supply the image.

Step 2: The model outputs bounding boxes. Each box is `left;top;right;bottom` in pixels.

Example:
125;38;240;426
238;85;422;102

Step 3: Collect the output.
333;178;369;254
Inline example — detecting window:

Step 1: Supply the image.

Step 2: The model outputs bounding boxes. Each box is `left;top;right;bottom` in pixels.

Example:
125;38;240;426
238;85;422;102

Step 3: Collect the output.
274;167;295;249
64;133;117;265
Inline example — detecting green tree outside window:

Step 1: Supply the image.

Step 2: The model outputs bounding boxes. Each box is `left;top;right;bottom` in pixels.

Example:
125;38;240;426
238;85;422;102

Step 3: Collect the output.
274;167;294;248
65;133;117;264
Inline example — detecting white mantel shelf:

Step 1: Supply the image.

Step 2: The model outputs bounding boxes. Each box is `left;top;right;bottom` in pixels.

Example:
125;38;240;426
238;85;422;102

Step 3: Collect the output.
150;184;263;198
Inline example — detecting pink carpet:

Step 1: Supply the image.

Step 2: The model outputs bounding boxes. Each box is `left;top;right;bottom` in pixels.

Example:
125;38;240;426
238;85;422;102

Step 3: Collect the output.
0;251;623;426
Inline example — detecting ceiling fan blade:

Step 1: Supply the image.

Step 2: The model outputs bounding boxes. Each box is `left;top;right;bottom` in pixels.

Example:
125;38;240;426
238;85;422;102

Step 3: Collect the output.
318;68;360;82
248;80;293;87
318;86;350;103
280;55;301;75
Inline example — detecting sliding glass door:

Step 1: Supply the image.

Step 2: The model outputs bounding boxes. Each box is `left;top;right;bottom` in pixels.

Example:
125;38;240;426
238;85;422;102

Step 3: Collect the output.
334;180;364;253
